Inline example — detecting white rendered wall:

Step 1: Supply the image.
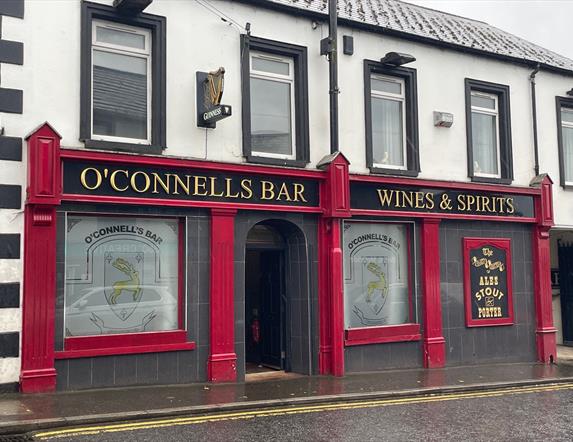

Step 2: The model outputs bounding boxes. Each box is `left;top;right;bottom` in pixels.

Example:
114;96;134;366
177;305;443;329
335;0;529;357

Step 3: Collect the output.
0;10;25;384
0;0;556;183
1;0;573;383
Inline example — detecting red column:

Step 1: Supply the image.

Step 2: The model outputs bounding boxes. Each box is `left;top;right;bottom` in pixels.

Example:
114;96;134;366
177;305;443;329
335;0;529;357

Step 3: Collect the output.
20;123;62;393
207;208;237;382
318;218;332;374
531;174;556;363
532;226;557;363
318;218;345;376
421;218;445;368
330;219;345;376
317;152;350;376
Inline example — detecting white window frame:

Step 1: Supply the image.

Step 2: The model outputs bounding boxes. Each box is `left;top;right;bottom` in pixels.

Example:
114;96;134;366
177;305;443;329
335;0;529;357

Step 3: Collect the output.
91;20;152;145
471;91;501;179
370;75;407;170
561;107;573;186
249;51;296;160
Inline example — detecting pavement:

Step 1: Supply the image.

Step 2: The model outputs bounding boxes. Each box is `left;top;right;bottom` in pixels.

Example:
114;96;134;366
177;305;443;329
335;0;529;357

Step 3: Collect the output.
2;349;573;436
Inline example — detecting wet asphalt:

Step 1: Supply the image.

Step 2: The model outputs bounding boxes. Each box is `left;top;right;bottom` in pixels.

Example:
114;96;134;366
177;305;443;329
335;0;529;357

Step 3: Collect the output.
33;385;573;441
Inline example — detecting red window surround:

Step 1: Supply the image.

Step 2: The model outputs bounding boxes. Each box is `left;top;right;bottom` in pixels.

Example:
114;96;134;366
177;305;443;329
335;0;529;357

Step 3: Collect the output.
54;217;195;360
345;324;421;346
343;222;420;346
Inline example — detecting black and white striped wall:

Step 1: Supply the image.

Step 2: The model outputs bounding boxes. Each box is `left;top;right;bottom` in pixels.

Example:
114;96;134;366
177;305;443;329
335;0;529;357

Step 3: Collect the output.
0;0;24;390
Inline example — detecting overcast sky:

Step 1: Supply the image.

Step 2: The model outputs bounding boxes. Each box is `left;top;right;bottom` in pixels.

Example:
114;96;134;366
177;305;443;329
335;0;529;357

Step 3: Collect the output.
402;0;573;60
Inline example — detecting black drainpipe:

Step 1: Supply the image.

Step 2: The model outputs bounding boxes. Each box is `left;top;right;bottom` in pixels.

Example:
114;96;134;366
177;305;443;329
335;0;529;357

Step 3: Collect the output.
328;0;339;154
530;63;541;176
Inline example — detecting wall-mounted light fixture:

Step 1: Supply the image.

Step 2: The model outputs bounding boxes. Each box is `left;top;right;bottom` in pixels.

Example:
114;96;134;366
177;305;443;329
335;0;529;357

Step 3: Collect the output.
434;111;454;128
380;52;416;67
113;0;153;15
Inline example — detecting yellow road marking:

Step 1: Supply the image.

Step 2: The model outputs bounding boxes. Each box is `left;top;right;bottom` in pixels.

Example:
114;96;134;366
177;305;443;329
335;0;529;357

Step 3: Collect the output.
34;382;573;440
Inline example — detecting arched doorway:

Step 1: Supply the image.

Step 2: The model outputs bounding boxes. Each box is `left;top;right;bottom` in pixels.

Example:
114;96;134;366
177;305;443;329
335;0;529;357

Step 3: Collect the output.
244;220;311;377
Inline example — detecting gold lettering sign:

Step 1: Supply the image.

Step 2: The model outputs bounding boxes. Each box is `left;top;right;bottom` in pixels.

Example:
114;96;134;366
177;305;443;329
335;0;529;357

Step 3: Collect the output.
464;239;513;327
375;188;517;216
73;165;313;206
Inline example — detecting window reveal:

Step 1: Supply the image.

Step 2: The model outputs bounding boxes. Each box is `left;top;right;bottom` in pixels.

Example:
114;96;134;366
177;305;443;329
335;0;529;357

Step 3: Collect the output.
80;1;166;154
240;35;310;166
364;60;420;177
64;215;180;337
464;79;513;184
343;222;413;329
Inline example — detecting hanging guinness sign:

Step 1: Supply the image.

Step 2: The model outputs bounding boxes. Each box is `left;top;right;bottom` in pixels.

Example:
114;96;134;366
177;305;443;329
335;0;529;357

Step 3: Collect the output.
196;67;232;128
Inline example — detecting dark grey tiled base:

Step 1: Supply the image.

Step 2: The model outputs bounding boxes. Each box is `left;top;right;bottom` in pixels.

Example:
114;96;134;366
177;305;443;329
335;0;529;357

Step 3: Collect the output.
440;221;536;366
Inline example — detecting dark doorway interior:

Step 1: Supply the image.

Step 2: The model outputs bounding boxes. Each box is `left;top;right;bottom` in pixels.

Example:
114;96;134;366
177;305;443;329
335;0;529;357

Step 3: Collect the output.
559;241;573;346
245;224;287;373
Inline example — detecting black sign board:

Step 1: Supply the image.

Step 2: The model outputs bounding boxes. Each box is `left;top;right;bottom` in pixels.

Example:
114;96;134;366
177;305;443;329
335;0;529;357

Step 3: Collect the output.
463;238;514;327
201;104;232;126
196;71;232;129
350;182;535;218
62;159;319;207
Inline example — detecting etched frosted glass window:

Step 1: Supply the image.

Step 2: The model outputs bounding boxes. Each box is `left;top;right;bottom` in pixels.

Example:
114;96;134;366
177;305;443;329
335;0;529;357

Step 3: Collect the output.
92;21;151;143
343;222;411;329
371;75;406;169
64;216;179;337
250;52;295;159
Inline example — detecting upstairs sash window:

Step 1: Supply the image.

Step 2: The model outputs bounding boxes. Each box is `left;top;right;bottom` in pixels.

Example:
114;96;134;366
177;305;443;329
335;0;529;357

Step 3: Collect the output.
370;75;407;169
240;36;310;166
560;106;573;185
470;91;500;178
465;79;512;184
364;61;419;177
249;52;296;159
91;21;151;144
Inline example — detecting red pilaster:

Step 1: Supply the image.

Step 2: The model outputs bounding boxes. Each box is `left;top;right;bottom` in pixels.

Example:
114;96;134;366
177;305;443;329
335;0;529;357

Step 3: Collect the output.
317;152;350;376
318;218;332;374
533;226;557;362
207;208;237;382
330;219;345;376
531;174;556;363
421;219;445;368
20;123;62;393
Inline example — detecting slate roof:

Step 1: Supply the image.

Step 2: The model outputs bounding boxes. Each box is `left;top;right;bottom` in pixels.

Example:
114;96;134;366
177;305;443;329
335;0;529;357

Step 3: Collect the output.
260;0;573;72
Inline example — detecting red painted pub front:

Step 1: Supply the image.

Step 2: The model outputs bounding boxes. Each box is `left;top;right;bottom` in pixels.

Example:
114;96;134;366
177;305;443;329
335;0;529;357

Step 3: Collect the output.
20;124;557;393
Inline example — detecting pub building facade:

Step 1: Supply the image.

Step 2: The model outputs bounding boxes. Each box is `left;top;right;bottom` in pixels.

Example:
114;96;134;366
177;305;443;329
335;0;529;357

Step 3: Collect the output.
0;0;570;392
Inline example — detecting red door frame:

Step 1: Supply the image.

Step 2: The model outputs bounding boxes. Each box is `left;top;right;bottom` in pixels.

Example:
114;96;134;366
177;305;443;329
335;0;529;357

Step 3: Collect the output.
19;124;556;392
